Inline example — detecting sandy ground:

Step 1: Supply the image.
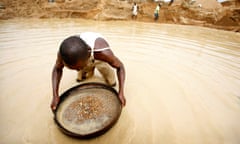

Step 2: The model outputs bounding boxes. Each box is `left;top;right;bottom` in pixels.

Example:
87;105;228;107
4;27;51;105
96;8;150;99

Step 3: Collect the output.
0;0;239;32
0;19;240;144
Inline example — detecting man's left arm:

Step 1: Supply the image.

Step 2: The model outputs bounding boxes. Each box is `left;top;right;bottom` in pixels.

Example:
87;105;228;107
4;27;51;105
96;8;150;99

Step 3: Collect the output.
95;50;126;106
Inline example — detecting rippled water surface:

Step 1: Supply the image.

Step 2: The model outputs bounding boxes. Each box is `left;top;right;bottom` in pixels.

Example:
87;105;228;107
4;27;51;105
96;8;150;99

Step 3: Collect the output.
0;19;240;144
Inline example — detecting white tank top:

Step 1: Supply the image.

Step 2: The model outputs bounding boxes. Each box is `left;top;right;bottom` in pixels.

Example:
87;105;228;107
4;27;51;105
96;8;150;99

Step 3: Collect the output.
80;32;110;57
133;5;138;14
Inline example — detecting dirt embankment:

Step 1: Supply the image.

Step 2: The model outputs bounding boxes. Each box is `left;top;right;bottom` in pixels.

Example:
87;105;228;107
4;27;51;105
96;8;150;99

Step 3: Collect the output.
0;0;239;32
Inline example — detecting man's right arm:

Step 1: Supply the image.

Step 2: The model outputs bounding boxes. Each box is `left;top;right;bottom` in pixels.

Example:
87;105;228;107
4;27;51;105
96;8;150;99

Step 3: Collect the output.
51;53;64;112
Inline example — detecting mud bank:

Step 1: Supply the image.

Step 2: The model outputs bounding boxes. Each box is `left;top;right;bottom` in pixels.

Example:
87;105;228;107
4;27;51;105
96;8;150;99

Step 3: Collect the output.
0;0;239;32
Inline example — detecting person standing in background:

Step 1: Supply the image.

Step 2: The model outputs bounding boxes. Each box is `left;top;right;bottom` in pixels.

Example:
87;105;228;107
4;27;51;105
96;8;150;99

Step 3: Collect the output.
169;0;174;6
154;3;161;21
132;2;138;20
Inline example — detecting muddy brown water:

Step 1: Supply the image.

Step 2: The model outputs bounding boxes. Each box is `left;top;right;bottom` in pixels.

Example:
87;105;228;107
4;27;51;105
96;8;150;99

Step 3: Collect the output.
0;18;240;144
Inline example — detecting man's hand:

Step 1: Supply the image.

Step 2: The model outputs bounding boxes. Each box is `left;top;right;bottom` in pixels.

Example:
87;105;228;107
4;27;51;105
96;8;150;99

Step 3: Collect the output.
51;96;60;112
118;92;126;107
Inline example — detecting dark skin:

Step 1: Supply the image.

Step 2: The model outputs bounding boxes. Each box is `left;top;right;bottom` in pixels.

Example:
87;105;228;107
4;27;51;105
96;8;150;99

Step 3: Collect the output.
51;38;126;112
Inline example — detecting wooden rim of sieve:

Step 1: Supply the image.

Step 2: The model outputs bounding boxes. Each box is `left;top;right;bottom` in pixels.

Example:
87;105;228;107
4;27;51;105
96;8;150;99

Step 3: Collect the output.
54;82;122;138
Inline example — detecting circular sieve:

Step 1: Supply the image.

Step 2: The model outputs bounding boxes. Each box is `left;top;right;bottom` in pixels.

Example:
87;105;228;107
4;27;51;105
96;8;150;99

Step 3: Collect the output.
54;82;122;138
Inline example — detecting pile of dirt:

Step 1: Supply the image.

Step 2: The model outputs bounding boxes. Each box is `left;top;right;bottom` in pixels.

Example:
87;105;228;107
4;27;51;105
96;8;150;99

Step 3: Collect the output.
0;0;45;18
173;0;222;9
0;0;239;32
213;8;240;31
216;15;238;26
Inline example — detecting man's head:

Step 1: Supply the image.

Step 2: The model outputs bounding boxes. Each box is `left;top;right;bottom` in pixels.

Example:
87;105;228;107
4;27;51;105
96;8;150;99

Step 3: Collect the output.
59;36;89;69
